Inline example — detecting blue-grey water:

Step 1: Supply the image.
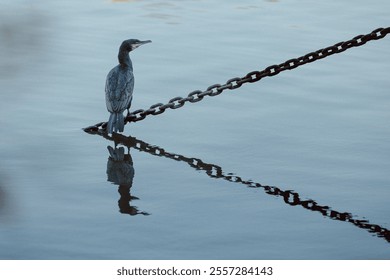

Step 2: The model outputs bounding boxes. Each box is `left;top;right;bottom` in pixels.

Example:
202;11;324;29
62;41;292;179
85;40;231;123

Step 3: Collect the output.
0;0;389;259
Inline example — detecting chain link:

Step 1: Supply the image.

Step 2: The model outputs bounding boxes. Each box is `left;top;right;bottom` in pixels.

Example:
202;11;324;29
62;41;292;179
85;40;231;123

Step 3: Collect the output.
84;27;389;131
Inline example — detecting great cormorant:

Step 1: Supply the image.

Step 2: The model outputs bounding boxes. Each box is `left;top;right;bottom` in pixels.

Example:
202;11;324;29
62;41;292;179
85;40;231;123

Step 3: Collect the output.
105;39;151;134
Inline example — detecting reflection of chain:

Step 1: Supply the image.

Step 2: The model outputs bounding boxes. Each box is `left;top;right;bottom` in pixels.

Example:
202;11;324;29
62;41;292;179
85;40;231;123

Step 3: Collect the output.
84;27;390;130
85;129;390;243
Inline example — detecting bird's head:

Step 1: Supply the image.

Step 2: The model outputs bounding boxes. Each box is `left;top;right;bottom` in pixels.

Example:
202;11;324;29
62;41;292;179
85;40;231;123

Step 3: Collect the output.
120;39;152;52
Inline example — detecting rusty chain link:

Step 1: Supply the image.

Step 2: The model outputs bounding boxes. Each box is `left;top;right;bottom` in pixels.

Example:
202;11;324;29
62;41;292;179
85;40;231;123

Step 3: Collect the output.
84;27;390;131
85;129;390;243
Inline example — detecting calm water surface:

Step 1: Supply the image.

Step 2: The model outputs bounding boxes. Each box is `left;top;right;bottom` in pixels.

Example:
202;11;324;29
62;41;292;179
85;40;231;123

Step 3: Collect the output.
0;0;389;259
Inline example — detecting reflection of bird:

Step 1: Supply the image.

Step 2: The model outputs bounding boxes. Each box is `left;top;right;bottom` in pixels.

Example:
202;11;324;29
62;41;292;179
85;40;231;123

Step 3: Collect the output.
105;39;151;134
107;145;149;216
107;146;134;186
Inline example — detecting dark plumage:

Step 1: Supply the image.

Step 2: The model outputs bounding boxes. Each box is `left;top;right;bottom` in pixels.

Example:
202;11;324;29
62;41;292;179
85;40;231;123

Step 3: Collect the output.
105;39;151;134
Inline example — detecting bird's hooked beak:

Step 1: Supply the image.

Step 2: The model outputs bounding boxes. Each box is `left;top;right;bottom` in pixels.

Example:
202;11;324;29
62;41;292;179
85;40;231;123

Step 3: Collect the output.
133;40;152;50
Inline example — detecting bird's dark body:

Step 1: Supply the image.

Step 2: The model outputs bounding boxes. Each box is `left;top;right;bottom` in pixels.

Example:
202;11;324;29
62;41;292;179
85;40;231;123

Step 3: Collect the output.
105;39;151;134
105;64;134;133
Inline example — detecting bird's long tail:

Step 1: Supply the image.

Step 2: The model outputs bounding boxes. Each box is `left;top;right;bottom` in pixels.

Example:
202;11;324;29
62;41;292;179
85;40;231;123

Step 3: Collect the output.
107;112;125;134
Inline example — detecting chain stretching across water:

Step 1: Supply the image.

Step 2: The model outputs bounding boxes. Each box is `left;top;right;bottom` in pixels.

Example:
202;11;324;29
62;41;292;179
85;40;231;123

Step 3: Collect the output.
84;27;389;130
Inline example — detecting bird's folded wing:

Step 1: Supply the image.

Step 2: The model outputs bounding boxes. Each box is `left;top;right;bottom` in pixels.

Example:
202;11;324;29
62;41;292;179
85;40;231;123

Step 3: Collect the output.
105;70;134;113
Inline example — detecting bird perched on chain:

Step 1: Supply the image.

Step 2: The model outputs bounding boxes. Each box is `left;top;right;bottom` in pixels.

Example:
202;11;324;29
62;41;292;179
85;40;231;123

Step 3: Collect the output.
105;39;151;134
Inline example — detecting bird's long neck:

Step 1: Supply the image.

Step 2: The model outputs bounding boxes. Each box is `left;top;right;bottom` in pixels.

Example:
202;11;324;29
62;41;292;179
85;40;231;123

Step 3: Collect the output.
118;51;133;70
